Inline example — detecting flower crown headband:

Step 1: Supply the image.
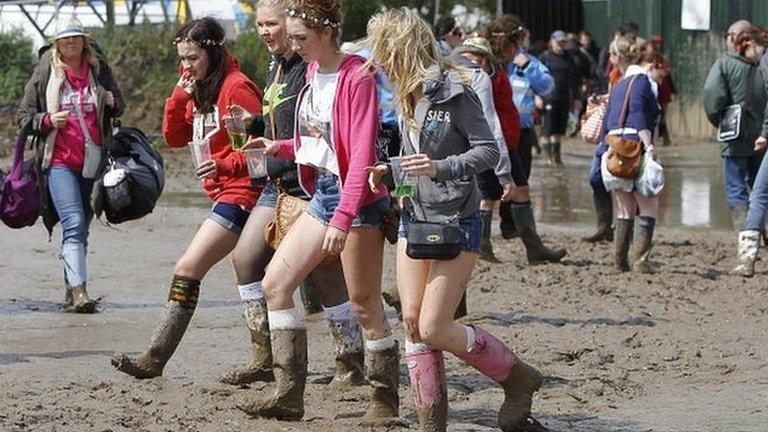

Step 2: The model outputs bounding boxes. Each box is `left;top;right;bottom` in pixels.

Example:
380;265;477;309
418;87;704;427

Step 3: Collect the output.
286;8;340;29
173;36;225;46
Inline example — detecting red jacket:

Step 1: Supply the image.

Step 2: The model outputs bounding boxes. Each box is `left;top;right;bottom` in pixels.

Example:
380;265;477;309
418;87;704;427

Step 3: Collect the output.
491;70;521;151
163;56;263;209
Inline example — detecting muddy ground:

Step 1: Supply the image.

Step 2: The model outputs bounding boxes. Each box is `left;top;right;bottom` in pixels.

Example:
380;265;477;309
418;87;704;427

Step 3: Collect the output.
1;145;766;432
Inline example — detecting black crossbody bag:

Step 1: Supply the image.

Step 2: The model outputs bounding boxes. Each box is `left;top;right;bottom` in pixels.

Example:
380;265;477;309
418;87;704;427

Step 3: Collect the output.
405;192;470;260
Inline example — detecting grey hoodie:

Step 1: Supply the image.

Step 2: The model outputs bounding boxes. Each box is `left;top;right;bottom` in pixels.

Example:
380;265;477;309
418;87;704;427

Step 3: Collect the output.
400;66;500;222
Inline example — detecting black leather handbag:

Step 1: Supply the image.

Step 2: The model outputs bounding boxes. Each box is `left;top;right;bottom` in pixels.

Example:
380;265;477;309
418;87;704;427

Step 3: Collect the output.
405;218;464;260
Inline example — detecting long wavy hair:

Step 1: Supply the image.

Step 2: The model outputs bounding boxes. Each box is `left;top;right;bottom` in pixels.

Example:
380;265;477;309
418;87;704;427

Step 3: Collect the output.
365;8;469;128
174;17;229;113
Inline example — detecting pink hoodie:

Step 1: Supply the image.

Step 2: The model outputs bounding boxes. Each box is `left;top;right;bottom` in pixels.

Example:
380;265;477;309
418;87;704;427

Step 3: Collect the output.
275;54;388;232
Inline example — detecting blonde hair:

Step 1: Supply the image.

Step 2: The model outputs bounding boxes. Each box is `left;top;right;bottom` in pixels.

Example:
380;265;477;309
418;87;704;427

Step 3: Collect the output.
610;35;645;66
257;0;289;9
365;7;470;127
51;35;99;74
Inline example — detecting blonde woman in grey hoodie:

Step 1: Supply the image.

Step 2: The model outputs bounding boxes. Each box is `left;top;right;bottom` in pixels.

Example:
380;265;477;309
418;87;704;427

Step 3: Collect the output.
366;8;546;432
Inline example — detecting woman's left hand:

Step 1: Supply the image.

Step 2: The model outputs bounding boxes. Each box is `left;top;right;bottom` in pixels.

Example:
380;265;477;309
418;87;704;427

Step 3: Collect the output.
323;227;348;255
104;91;115;108
196;159;217;180
400;154;437;179
366;163;389;193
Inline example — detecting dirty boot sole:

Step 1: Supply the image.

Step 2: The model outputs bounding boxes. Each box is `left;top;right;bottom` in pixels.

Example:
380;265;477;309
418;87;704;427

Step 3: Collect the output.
111;354;163;379
73;299;98;314
219;365;275;385
237;398;303;421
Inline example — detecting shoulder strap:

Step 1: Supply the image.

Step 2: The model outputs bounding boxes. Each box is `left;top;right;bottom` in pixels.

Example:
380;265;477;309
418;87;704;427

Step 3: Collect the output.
64;80;96;146
616;74;639;129
268;61;284;141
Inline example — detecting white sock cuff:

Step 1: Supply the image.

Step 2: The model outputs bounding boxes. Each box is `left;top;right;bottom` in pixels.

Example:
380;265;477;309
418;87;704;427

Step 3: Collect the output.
268;308;302;330
365;334;397;351
405;340;432;354
238;281;264;302
464;325;476;352
323;301;355;321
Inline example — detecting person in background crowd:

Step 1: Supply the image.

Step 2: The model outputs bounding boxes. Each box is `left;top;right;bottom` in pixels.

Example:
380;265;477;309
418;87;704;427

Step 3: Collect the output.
17;16;124;313
365;9;547;431
219;0;366;390
567;31;595;135
464;34;567;265
649;35;676;146
237;0;397;422
539;30;580;165
729;27;768;277
111;17;264;378
492;15;552;177
433;16;464;58
601;42;662;273
579;30;600;67
704;20;766;232
596;23;638;94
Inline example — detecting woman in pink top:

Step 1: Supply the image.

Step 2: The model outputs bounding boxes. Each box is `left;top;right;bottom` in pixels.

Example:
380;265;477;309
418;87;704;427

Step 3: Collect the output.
239;0;397;423
17;17;123;313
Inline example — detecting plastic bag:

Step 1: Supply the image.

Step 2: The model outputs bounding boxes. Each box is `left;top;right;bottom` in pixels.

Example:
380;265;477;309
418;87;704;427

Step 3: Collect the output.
636;155;664;197
600;151;635;193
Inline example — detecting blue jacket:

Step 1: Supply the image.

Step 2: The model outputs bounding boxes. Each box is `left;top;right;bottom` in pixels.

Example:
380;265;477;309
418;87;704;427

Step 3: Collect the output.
506;50;554;129
600;73;659;142
352;45;397;126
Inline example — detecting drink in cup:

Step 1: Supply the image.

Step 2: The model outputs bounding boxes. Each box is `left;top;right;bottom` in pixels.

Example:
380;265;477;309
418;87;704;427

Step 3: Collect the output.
389;156;416;198
244;148;268;186
188;139;211;171
223;114;248;150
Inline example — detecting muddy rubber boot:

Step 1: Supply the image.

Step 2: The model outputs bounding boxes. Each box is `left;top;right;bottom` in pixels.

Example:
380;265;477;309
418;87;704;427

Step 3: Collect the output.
71;284;97;314
407;347;448;432
632;216;656;274
63;289;74;308
731;204;748;232
511;202;567;264
462;326;546;431
300;279;323;315
220;298;274;385
499;201;517;239
238;328;308;420
454;294;468;320
582;192;614;242
553;141;563;165
327;316;366;388
732;230;760;277
545;143;555;165
111;276;199;379
479;210;501;263
361;342;400;424
613;218;633;273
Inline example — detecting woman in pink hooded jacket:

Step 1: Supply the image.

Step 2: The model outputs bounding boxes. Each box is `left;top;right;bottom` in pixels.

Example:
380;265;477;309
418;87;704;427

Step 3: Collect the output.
238;0;398;423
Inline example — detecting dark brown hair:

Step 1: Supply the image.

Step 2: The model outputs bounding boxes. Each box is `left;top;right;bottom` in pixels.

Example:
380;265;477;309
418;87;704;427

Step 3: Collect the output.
286;0;342;40
174;17;228;113
480;14;527;63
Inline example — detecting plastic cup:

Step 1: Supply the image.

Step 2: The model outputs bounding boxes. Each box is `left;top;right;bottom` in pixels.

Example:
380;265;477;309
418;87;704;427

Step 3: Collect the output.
243;148;267;179
389;156;417;198
188;139;211;169
223;114;248;150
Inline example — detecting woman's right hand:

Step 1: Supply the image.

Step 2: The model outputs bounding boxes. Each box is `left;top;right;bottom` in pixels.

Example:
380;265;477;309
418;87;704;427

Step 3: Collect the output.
242;137;278;156
50;110;69;129
177;71;196;95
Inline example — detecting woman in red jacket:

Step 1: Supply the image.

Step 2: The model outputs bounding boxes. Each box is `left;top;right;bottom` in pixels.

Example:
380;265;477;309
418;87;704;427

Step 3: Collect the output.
111;17;263;379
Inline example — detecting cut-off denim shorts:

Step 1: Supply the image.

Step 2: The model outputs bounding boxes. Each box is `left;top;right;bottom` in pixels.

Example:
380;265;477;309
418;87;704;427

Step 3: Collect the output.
307;171;389;228
398;210;482;254
256;182;279;209
209;202;251;234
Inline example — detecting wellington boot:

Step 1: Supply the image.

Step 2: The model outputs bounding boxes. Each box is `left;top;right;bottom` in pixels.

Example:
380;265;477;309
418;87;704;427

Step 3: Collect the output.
71;284;97;314
498;360;548;431
63;288;74;309
613;219;633;273
407;349;448;432
553;142;563;165
300;279;323;315
582;192;613;242
111;276;199;379
238;328;308;420
479;210;501;263
499;201;518;239
732;230;760;277
545;144;555;165
632;216;656;274
731;204;747;232
511;203;566;264
361;343;400;424
220;298;274;385
327;317;366;388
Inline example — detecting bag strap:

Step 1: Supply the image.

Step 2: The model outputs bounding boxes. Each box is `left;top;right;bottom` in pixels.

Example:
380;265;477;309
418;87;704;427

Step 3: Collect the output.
64;80;97;147
268;60;284;141
616;75;640;130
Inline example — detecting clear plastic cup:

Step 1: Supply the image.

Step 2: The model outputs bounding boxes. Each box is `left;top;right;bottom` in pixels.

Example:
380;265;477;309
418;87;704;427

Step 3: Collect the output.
223;114;248;150
389;156;417;198
244;148;267;179
188;139;211;169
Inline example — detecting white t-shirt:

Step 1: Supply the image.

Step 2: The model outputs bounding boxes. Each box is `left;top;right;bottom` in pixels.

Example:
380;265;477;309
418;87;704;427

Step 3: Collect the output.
295;72;339;175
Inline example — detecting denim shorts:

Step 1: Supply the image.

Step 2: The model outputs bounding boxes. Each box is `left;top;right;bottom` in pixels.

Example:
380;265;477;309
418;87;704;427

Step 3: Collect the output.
256;182;279;209
307;172;389;228
398;211;482;254
209;202;251;234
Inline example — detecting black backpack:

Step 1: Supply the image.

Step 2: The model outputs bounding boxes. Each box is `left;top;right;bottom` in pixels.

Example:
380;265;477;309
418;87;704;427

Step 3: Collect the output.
98;126;165;224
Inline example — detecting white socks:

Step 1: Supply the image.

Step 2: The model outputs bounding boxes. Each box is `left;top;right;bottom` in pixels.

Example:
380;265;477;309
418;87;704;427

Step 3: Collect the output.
464;325;476;352
238;281;264;302
365;334;397;351
405;339;432;354
268;308;302;330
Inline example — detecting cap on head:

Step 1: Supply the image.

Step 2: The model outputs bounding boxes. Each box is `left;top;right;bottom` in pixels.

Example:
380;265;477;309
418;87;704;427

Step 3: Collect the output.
550;30;566;43
53;16;86;40
455;36;496;61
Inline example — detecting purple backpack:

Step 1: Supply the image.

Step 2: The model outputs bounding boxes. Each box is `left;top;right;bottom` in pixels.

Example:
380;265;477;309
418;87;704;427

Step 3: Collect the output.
0;118;39;228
